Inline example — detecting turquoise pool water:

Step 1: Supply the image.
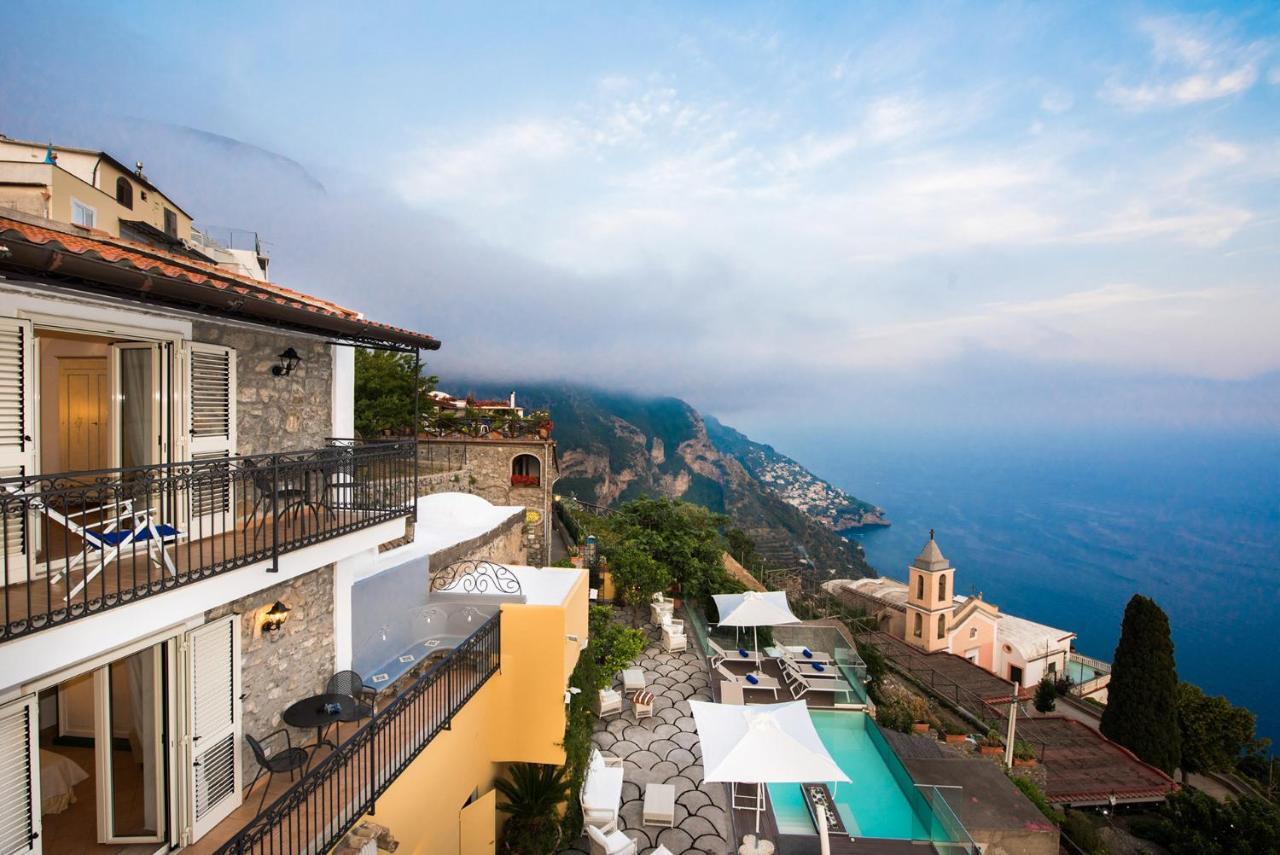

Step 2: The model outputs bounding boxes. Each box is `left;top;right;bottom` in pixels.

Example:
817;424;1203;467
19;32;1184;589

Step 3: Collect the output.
767;711;945;840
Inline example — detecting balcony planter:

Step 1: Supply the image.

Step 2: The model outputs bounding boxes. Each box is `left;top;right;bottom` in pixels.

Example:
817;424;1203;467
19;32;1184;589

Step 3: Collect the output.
510;475;540;487
944;733;968;745
912;722;930;734
1013;756;1038;768
979;745;1003;757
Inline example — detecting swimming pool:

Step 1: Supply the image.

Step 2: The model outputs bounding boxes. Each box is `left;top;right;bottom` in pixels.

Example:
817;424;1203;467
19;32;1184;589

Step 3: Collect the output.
767;711;956;841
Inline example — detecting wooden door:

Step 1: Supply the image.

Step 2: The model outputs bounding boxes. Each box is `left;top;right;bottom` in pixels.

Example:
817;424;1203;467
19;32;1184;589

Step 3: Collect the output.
57;357;109;473
459;788;497;855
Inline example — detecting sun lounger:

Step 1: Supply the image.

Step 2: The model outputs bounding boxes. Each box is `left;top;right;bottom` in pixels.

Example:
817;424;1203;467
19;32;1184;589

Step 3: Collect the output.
714;663;780;698
707;638;762;668
786;668;853;700
767;645;833;665
581;749;625;827
779;658;845;688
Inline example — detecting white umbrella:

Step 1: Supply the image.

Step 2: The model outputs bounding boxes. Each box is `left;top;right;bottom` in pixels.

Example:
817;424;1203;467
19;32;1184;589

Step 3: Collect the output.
691;699;849;833
712;591;800;655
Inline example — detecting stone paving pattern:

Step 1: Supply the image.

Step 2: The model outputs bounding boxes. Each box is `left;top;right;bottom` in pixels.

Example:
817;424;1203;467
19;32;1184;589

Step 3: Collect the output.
563;609;734;854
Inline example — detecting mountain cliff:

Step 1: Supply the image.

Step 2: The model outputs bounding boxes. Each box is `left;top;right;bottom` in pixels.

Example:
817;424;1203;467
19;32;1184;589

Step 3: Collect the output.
452;382;881;581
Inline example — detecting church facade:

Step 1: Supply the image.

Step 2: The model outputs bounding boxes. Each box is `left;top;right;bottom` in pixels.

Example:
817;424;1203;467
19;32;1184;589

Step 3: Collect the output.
824;533;1076;690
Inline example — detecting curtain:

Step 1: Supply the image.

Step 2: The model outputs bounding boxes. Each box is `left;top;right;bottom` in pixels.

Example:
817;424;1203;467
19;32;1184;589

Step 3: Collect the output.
125;648;158;833
119;348;152;471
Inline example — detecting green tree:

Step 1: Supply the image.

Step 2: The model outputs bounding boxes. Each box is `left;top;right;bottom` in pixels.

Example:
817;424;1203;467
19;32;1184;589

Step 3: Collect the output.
495;763;571;854
352;348;437;437
607;497;728;601
1177;682;1261;774
1130;789;1280;855
607;542;672;606
1099;595;1181;775
1034;677;1057;713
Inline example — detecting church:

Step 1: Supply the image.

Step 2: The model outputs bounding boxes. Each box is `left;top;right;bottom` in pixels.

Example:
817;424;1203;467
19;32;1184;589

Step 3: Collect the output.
823;532;1076;690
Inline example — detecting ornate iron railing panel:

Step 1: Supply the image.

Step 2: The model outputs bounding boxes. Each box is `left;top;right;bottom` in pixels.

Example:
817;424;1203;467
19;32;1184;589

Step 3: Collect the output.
216;613;501;854
430;559;523;596
0;440;414;642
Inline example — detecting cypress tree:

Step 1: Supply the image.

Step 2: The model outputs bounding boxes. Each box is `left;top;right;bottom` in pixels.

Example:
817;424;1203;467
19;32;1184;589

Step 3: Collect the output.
1100;594;1181;774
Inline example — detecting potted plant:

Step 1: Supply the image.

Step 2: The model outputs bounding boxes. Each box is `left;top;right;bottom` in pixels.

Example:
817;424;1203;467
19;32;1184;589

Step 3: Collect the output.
912;721;931;734
978;729;1004;756
495;762;571;854
942;721;969;744
1012;740;1038;767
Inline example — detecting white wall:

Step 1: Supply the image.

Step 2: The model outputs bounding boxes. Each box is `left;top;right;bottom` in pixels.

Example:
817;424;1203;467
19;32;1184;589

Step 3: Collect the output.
331;345;354;438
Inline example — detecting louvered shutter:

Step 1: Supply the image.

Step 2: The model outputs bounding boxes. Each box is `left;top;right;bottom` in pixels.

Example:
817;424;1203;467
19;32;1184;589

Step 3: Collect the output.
186;616;242;841
0;696;40;854
0;319;34;563
186;343;236;538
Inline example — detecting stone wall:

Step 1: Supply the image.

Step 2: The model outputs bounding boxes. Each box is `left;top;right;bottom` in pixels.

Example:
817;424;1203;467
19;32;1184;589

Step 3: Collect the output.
418;438;557;564
426;510;527;571
191;319;334;458
205;564;336;769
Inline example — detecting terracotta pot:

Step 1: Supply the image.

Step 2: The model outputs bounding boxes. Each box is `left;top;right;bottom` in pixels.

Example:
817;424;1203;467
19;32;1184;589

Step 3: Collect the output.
912;722;930;734
979;745;1003;756
1014;757;1038;768
944;734;968;745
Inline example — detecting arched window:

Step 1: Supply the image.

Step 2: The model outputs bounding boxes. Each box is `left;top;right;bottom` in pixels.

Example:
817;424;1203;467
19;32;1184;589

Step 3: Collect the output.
916;574;924;599
938;574;947;601
937;614;947;639
511;453;541;487
115;177;133;209
913;613;922;638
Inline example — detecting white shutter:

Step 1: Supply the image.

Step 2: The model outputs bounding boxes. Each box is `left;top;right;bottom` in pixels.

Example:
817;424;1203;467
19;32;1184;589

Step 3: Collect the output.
186;343;236;538
0;696;40;854
0;319;34;562
186;616;242;841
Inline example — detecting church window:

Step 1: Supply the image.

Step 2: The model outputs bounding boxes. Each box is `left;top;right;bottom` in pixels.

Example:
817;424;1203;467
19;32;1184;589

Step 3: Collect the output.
916;574;924;599
938;575;947;600
937;615;946;639
913;613;922;638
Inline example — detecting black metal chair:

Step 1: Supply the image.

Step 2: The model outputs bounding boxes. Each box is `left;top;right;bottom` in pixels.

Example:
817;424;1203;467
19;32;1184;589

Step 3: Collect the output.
243;458;309;534
245;729;311;813
326;670;376;722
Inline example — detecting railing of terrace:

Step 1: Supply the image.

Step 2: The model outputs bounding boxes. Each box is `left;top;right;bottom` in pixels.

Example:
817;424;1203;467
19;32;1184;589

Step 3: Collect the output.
216;612;501;855
0;439;414;642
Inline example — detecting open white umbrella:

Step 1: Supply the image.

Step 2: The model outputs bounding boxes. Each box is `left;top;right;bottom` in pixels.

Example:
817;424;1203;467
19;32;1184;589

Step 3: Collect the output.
712;591;800;655
691;699;849;833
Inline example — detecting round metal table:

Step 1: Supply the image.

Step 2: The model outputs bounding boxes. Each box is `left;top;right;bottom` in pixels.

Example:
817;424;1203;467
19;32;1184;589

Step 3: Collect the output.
282;692;358;750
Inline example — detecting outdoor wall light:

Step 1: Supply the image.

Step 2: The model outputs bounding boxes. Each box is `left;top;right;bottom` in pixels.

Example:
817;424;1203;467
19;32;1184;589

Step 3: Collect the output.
271;346;302;377
262;600;291;641
462;606;482;624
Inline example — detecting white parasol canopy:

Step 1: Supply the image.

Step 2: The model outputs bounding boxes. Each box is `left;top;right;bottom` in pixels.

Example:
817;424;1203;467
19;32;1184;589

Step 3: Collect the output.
691;699;849;831
712;591;799;653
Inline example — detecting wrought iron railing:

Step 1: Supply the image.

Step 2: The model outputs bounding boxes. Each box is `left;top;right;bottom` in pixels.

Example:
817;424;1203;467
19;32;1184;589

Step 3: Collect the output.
217;613;501;854
0;440;414;642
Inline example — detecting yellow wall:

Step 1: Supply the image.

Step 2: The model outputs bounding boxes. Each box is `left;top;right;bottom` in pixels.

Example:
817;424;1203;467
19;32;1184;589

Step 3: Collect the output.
95;159;192;240
360;568;588;854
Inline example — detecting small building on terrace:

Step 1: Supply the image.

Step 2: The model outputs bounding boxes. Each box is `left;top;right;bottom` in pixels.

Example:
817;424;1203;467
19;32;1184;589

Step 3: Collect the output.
824;532;1076;689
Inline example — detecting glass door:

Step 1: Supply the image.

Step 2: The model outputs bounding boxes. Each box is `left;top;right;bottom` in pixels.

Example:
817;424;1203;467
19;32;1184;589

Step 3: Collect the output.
111;343;166;472
93;643;168;845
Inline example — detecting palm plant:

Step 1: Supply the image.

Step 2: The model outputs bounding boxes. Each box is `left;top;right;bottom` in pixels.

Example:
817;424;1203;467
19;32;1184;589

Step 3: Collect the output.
496;763;572;854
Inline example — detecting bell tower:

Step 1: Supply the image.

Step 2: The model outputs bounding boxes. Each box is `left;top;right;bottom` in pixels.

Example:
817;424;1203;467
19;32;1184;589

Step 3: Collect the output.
904;529;956;653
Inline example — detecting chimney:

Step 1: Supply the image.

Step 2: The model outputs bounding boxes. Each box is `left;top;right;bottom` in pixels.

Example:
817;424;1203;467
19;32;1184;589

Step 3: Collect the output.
509;391;516;408
135;161;145;178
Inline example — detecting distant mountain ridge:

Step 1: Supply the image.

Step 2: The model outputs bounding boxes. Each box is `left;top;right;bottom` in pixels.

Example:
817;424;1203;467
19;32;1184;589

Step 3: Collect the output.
450;381;880;581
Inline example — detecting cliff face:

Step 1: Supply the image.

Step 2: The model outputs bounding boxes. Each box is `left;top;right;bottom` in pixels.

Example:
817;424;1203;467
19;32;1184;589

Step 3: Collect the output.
453;382;879;581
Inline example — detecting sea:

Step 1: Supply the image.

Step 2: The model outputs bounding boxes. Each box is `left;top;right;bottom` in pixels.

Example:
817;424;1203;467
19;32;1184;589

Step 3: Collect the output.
776;427;1280;747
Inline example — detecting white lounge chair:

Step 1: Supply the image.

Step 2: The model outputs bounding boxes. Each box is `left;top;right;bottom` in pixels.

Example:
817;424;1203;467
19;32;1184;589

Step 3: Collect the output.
649;601;674;625
779;657;844;687
707;638;762;668
767;645;834;665
596;688;623;719
715;663;780;698
660;611;684;633
581;749;625;828
787;668;853;700
661;627;687;653
586;821;637;855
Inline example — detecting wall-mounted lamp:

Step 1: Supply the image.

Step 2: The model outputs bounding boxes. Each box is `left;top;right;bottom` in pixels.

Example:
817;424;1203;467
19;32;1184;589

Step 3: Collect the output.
261;600;291;641
462;606;482;624
271;347;302;377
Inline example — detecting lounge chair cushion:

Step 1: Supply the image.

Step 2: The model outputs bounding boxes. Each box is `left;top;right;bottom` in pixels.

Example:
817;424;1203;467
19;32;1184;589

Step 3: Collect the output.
738;648;749;658
802;647;813;658
745;673;759;685
812;662;826;672
581;766;624;812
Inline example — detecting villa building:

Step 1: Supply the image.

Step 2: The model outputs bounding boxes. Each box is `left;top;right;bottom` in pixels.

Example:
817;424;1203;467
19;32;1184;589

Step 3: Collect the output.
0;176;585;853
0;135;269;281
824;533;1075;689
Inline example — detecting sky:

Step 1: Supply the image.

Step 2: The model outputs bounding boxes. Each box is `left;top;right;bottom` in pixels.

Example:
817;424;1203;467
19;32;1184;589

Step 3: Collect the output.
2;1;1279;435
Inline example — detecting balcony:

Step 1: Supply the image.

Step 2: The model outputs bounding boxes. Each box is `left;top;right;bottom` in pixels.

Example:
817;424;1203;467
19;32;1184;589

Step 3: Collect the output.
0;440;414;642
194;613;501;855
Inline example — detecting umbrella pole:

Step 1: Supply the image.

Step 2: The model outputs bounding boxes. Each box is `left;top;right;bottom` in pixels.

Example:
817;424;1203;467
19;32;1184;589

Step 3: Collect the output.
756;783;764;833
754;626;759;656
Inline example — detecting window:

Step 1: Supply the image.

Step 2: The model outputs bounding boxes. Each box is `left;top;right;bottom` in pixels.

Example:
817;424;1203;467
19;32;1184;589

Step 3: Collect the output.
937;614;946;639
71;198;96;228
915;573;924;599
913;613;922;638
938;574;947;600
970;627;978;639
511;453;541;487
115;176;133;208
1048;661;1057;675
163;208;177;237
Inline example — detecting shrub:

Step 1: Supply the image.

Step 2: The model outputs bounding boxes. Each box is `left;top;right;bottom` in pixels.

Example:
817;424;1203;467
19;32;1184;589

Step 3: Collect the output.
496;763;571;854
1013;739;1037;761
1128;789;1280;854
1060;810;1107;855
1034;677;1057;713
1010;775;1063;823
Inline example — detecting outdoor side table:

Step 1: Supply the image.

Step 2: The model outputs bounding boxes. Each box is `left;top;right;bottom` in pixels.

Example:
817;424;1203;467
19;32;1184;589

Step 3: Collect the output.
622;668;646;692
283;692;359;750
643;782;676;827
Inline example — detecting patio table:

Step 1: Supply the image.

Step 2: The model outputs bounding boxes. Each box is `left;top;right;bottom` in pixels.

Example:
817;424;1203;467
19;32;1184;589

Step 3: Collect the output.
643;782;676;827
283;692;359;750
621;668;646;692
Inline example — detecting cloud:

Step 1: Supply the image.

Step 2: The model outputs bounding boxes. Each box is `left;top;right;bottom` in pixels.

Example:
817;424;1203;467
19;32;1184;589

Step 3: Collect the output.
1102;16;1266;109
